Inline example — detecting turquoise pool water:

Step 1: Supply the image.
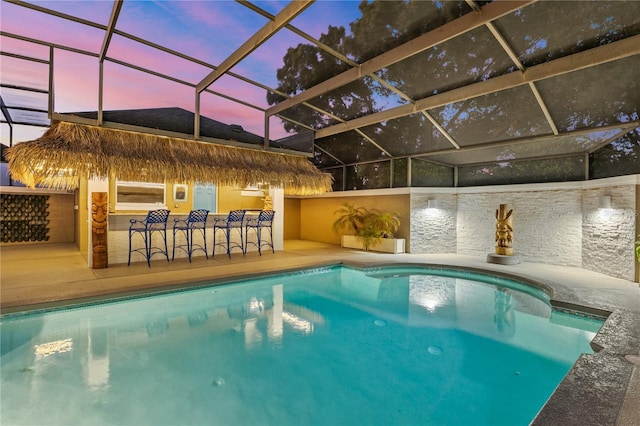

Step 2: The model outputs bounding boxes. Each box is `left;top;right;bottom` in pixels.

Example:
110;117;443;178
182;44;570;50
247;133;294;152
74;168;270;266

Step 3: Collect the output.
0;266;603;425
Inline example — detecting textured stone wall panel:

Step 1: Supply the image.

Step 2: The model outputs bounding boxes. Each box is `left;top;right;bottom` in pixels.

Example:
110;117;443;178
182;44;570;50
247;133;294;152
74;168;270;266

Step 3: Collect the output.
456;190;584;267
582;186;636;281
410;194;457;253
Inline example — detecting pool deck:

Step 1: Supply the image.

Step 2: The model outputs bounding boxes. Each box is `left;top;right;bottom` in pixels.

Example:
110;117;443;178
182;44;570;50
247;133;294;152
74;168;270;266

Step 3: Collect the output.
1;241;639;425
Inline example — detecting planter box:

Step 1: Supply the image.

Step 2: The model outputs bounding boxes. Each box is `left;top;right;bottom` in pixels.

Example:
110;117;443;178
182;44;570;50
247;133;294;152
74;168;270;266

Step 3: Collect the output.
341;235;405;254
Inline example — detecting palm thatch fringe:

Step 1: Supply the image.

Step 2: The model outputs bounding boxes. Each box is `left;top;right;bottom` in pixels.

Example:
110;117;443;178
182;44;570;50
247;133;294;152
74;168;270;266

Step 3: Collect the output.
6;121;333;195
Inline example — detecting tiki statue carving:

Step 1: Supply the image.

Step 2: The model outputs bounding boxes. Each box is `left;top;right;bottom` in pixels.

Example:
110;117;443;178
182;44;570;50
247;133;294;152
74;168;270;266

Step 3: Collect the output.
91;192;108;268
263;195;273;210
495;204;514;256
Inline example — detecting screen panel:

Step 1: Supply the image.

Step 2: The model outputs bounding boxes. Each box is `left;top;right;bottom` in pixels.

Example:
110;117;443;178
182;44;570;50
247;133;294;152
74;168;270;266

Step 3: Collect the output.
345;161;391;190
458;156;585;186
411;158;454;187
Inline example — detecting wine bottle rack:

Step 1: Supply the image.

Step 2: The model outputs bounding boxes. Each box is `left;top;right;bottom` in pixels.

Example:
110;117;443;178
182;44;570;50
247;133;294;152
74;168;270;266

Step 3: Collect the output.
1;194;50;243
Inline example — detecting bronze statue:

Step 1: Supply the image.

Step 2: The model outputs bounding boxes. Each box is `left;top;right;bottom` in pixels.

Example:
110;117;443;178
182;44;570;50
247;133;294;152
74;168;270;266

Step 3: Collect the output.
91;192;108;268
495;204;514;256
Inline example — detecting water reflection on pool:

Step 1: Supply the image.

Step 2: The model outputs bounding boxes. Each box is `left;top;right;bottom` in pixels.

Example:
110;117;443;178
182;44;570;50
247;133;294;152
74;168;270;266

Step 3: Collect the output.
0;265;603;426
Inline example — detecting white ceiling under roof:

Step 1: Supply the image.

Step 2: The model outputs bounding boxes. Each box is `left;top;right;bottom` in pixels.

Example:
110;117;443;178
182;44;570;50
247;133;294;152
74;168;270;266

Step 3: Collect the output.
1;0;639;189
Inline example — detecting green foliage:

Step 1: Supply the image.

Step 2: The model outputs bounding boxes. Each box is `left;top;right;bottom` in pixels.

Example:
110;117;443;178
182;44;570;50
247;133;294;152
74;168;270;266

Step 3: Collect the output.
332;202;367;235
333;202;400;251
636;236;640;263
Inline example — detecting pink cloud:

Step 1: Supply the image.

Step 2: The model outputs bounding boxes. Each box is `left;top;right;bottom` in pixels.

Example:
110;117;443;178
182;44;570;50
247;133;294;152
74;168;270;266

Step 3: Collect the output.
1;2;103;54
107;34;210;84
208;74;269;109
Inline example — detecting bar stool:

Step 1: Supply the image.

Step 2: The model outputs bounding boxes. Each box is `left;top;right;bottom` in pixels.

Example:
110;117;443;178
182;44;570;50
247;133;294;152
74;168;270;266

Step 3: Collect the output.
245;210;275;255
172;209;209;262
128;209;170;267
212;210;246;258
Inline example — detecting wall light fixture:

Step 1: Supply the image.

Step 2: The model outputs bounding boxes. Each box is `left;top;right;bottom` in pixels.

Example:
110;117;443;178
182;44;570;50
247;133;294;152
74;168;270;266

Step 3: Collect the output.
598;195;612;210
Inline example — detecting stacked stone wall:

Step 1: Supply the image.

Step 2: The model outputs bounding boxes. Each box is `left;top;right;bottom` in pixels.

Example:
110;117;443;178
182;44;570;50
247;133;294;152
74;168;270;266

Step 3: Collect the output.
409;183;637;281
582;185;636;281
456;190;584;267
410;194;457;253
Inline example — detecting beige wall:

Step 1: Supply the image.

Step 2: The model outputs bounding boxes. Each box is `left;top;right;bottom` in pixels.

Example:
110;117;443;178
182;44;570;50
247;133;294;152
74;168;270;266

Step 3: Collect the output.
78;179;88;257
297;195;411;247
284;198;301;240
218;186;265;213
166;181;192;214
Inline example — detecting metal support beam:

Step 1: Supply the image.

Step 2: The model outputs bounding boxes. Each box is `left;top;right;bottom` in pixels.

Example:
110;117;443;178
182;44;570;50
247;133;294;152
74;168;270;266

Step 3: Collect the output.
238;0;357;67
389;158;394;188
0;51;49;64
267;0;535;116
98;61;104;125
411;120;640;161
587;126;638;154
276;116;315;132
5;0;106;30
48;47;54;119
3;106;48;114
264;114;270;149
0;120;49;128
529;81;558;135
194;91;200;140
486;21;525;72
197;1;313;93
314;144;344;165
355;129;392;158
2;28;345;145
99;0;123;62
0;84;47;94
584;152;590;180
1;31;99;58
316;34;640;139
0;96;14;129
239;0;438;154
421;111;461;149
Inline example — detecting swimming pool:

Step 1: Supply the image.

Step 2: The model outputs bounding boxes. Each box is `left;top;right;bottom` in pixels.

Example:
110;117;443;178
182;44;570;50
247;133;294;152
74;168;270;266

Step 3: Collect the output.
0;265;603;425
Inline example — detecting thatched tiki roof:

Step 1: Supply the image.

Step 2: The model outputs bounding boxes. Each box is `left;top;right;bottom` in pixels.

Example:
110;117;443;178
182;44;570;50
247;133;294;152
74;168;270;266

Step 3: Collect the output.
6;121;333;195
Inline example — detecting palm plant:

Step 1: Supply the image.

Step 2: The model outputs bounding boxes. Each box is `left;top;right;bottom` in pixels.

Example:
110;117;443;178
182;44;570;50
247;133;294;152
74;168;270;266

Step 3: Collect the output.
332;203;367;235
369;210;400;238
333;203;401;251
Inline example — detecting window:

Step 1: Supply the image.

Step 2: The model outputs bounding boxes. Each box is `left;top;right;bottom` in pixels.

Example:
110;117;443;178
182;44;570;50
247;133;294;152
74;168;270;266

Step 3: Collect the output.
115;181;166;210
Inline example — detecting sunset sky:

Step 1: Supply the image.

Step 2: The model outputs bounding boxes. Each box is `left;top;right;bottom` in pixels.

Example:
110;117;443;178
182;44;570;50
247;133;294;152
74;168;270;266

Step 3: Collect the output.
1;0;362;145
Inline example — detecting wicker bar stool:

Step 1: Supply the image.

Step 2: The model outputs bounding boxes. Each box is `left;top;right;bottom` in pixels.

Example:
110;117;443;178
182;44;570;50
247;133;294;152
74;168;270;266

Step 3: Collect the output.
212;210;246;258
128;209;170;267
172;209;209;262
244;210;275;255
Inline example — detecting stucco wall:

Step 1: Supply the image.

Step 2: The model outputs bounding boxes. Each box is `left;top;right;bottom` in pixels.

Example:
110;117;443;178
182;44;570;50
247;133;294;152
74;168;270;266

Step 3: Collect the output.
298;194;410;247
284;198;301;240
